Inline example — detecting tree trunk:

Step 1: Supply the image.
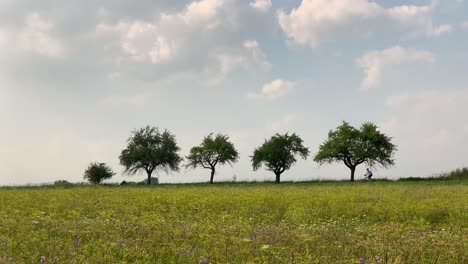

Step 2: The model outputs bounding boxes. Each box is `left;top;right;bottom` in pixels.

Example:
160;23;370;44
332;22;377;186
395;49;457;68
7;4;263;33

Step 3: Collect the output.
210;168;215;184
147;170;152;185
350;166;356;182
275;172;281;183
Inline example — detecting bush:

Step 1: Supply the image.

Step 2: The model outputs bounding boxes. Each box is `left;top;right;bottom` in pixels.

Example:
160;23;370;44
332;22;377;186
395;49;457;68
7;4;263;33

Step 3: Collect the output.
83;162;115;184
53;180;74;186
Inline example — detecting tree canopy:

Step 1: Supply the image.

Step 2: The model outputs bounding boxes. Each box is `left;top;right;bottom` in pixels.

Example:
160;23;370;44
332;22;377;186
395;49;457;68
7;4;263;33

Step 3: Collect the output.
83;162;115;184
186;133;239;184
251;133;309;183
314;121;397;181
119;126;182;184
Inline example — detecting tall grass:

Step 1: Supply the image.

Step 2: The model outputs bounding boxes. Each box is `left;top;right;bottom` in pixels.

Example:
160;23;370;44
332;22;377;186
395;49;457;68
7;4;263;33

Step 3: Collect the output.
399;167;468;181
442;167;468;180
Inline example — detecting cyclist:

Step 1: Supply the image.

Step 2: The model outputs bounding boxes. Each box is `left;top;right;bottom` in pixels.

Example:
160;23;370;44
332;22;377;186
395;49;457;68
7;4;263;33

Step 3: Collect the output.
364;168;373;180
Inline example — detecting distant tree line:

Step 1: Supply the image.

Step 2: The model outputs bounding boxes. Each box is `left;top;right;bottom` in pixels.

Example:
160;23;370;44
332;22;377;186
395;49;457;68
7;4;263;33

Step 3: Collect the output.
83;121;397;184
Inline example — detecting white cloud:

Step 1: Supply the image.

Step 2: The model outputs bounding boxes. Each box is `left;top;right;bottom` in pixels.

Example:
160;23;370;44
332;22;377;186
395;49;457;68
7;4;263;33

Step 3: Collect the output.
135;39;271;88
96;2;271;86
147;37;175;63
357;46;435;89
278;0;380;47
176;0;225;25
96;0;226;64
204;53;247;85
278;0;451;47
428;24;453;37
97;21;177;64
204;40;271;86
0;12;65;57
247;79;295;100
250;0;272;12
18;13;64;57
217;53;246;74
243;40;271;71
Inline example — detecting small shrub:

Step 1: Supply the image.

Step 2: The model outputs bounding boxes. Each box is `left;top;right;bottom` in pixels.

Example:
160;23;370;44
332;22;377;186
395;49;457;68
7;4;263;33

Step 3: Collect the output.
139;177;159;185
398;177;427;182
53;180;73;186
83;162;115;184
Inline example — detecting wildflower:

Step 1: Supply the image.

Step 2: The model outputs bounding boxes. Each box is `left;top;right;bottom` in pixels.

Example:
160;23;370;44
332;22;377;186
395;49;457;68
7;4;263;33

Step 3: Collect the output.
358;256;365;263
375;255;382;262
40;256;46;263
72;236;80;246
199;257;209;264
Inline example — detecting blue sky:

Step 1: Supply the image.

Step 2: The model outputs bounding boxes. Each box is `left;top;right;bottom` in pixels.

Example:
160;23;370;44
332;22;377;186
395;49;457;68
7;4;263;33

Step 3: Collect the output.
1;0;467;185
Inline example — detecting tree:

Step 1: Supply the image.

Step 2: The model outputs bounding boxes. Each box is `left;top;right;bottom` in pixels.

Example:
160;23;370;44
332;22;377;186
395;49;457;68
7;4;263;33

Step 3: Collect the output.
251;133;309;183
314;121;397;182
83;162;115;184
119;126;182;185
186;133;239;184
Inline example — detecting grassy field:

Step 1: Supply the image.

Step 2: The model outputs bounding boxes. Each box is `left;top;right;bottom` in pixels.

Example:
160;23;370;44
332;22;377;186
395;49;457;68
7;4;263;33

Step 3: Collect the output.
0;180;466;263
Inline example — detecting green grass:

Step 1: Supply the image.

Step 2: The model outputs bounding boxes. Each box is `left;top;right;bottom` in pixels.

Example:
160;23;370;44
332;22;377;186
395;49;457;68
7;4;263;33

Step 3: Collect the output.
0;180;467;263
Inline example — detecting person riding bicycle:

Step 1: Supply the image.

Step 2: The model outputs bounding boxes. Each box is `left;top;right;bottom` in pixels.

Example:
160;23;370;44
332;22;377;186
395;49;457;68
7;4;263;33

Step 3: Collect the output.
364;168;373;180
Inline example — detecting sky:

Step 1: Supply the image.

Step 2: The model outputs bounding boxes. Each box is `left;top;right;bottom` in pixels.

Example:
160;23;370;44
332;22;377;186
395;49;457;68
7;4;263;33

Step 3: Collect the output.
1;0;468;185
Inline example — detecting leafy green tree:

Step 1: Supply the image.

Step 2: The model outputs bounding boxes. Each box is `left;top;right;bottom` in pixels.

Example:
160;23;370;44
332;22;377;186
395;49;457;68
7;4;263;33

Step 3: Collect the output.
314;121;397;182
83;162;115;184
186;133;239;184
252;133;310;183
119;126;182;184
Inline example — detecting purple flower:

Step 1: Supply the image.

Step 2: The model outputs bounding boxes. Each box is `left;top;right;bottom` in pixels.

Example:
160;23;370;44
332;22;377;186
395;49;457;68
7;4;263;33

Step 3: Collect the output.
40;256;46;263
358;257;365;263
199;257;209;264
72;236;80;246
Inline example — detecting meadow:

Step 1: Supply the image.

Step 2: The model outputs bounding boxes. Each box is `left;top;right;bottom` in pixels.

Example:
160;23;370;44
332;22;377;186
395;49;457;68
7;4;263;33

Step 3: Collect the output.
0;180;466;263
